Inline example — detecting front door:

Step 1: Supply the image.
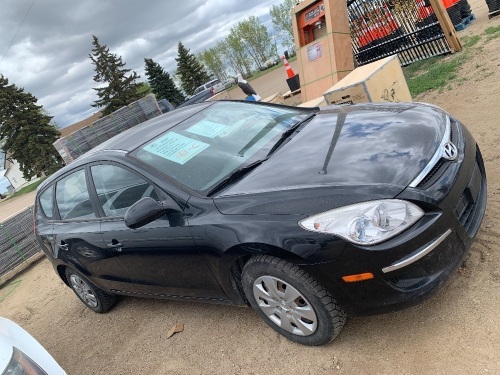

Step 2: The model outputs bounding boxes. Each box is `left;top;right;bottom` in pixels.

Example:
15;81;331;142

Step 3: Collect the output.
89;163;226;301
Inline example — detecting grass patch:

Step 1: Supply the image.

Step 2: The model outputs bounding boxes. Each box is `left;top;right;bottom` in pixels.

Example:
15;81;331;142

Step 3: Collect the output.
485;25;500;41
485;25;500;35
403;56;441;79
248;62;285;81
404;54;467;97
461;35;481;48
4;178;47;200
248;55;297;81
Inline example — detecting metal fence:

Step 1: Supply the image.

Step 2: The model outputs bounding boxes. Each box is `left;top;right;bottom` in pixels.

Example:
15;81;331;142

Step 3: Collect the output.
53;94;163;164
347;0;453;66
0;206;40;281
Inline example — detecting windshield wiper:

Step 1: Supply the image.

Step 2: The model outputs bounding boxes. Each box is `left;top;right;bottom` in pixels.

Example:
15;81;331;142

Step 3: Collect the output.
207;159;266;196
266;113;316;156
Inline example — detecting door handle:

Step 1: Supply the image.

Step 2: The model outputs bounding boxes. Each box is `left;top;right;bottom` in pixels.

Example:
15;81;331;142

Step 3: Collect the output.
57;243;69;251
107;242;123;251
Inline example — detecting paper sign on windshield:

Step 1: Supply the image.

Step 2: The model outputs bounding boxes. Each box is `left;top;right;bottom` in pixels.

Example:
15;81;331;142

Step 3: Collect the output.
187;120;227;138
143;132;209;165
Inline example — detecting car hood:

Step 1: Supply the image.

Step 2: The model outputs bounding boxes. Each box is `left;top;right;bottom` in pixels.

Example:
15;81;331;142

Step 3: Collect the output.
215;103;447;215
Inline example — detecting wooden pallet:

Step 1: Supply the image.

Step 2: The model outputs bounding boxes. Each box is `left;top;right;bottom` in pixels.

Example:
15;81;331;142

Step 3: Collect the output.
455;13;476;31
489;9;500;19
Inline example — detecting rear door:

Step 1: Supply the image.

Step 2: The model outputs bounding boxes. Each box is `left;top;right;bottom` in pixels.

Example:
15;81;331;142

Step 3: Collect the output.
51;167;129;291
90;162;226;300
34;185;55;257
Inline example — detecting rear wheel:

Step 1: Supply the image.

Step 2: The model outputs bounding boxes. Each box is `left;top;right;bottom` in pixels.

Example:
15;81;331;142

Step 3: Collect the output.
65;268;117;313
242;255;346;346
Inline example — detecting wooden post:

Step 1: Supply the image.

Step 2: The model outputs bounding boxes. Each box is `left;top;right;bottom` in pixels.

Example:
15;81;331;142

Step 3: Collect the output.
428;0;462;52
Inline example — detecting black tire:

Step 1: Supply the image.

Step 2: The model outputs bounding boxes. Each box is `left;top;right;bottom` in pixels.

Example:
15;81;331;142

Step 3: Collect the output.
65;268;117;313
242;255;346;346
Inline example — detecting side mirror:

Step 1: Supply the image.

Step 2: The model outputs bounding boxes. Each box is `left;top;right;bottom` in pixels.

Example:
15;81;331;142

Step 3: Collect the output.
124;197;180;229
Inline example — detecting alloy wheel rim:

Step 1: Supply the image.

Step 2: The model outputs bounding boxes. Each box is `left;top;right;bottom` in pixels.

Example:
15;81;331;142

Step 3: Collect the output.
69;274;98;308
252;275;317;336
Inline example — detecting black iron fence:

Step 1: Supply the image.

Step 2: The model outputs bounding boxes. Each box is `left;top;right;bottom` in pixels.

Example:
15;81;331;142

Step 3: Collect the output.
347;0;453;66
0;206;40;281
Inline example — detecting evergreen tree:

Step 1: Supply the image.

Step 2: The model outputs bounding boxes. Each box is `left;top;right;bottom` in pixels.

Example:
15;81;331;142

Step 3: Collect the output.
89;35;143;116
175;42;210;95
144;58;185;106
0;75;64;179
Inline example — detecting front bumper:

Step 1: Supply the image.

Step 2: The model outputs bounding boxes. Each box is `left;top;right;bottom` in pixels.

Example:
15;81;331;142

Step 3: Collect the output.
304;119;487;316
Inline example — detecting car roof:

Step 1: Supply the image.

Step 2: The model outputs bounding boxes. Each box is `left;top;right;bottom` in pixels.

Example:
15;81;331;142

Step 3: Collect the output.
38;100;315;192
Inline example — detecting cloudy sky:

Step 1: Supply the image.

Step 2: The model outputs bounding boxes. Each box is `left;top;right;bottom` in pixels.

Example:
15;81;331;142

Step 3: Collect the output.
0;0;283;128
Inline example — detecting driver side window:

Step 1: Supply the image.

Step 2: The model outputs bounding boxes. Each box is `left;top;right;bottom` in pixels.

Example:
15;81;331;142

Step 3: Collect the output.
90;164;158;217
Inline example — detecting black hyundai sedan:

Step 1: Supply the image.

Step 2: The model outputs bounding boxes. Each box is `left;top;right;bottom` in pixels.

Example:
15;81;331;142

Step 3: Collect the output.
35;100;486;346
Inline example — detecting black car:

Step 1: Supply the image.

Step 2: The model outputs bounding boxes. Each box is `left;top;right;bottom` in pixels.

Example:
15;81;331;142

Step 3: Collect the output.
34;100;486;346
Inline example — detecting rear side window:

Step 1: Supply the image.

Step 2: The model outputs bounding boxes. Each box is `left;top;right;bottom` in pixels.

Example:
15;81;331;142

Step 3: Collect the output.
56;169;96;220
39;187;54;219
91;164;158;217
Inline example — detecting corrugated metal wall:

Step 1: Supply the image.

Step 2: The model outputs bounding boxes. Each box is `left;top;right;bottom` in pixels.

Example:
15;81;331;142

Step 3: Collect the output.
0;206;40;281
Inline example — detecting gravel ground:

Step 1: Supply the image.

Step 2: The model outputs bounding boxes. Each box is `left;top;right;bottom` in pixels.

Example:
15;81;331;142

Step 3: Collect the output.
1;2;499;374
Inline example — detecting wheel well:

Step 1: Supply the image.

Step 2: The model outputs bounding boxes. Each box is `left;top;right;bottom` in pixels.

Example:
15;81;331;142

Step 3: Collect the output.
229;255;251;305
227;243;306;305
57;265;69;286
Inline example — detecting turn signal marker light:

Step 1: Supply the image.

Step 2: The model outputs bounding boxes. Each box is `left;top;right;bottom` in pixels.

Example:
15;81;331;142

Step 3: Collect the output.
342;273;374;283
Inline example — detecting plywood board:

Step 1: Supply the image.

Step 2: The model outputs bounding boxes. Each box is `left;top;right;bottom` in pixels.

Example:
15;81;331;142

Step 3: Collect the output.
323;55;412;105
298;96;327;107
262;92;284;104
324;84;369;105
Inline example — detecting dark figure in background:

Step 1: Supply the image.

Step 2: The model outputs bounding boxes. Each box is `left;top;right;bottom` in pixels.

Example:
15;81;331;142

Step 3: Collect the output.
237;74;261;101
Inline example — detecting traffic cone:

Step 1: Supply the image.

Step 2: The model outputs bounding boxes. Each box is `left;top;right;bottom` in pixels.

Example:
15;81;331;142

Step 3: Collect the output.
281;56;295;79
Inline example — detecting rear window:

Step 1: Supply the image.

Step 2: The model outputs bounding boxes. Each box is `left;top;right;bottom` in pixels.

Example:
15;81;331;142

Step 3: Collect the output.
39;187;54;219
131;101;310;195
56;169;96;220
193;86;203;95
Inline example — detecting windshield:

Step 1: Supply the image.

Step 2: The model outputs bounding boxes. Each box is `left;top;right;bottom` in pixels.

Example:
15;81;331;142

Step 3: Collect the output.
132;101;312;195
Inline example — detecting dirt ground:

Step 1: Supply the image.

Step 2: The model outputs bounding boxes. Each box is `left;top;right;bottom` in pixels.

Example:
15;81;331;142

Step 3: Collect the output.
0;191;36;222
1;2;500;374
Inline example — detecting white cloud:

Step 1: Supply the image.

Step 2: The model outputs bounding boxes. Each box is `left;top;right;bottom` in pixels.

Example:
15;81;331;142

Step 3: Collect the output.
0;0;285;127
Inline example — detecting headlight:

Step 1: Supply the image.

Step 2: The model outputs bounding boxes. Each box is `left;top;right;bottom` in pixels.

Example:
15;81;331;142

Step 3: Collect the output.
3;347;47;375
299;199;424;245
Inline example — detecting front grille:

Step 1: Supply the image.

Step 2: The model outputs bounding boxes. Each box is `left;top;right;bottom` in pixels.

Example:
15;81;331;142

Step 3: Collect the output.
417;159;449;189
414;117;459;189
454;148;486;237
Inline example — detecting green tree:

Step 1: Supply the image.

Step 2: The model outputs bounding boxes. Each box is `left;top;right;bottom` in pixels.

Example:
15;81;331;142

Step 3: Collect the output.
198;48;227;82
270;0;296;53
89;35;143;116
223;35;253;77
144;58;186;106
0;75;64;179
175;42;210;95
235;16;275;69
137;82;151;96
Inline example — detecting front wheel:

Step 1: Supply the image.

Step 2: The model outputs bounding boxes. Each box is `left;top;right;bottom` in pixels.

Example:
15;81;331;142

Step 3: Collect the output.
65;268;117;313
242;255;346;346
